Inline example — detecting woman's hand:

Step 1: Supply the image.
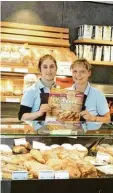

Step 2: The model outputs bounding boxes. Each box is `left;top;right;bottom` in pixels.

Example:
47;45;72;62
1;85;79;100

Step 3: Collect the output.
80;110;96;122
38;104;50;117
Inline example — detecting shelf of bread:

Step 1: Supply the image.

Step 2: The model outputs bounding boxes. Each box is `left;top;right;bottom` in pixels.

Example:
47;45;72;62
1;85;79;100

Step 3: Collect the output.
1;96;22;103
0;65;39;74
0;74;40;102
0;77;23;99
1;136;113;180
0;42;76;76
0;124;36;134
74;39;113;45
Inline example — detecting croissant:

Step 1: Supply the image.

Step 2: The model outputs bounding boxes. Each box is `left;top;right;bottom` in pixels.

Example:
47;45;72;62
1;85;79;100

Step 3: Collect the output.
30;149;45;164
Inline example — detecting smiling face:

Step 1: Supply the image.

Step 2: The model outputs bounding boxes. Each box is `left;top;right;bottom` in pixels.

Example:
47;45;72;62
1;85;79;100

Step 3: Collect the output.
40;58;57;80
71;66;91;86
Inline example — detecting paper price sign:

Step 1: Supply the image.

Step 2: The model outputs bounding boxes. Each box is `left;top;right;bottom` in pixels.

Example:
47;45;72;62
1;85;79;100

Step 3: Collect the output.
0;172;2;180
14;138;27;146
55;171;69;179
32;141;45;149
6;98;20;103
0;67;11;72
14;68;28;73
57;62;72;76
12;171;28;180
11;125;24;129
0;124;8;129
38;170;54;179
96;152;110;163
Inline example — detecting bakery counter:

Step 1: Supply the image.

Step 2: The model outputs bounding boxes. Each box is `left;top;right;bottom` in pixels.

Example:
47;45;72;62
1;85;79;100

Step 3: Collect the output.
1;136;113;193
1;178;113;193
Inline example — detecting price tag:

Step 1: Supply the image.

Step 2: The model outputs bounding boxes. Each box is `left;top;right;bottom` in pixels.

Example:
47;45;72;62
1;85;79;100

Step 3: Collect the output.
14;138;27;146
0;144;12;153
14;68;28;73
57;62;72;76
11;125;24;129
96;152;110;163
12;171;28;180
0;172;2;180
55;171;69;179
0;124;8;129
32;141;45;149
50;129;72;135
0;67;11;72
38;170;54;179
6;98;20;103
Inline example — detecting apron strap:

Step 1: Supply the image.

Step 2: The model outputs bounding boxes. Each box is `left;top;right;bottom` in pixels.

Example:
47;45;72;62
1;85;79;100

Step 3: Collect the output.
80;94;87;122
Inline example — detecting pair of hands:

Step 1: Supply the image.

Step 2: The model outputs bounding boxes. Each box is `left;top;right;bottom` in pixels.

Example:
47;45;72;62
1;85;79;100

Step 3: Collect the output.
38;105;96;122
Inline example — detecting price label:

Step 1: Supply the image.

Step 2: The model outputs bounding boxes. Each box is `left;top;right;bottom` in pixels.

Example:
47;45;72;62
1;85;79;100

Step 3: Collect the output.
50;129;72;135
0;67;11;72
14;138;27;146
14;68;28;73
0;172;2;180
38;170;54;179
32;141;45;149
0;144;12;153
96;152;110;163
57;62;72;76
55;171;69;179
6;98;20;103
0;124;8;129
12;171;28;180
11;125;24;129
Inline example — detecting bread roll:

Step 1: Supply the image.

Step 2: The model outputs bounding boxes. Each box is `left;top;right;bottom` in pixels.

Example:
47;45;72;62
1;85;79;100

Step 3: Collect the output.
13;146;28;154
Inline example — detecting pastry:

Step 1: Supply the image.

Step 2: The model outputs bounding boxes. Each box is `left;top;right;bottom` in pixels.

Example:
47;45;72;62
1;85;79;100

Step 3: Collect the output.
72;144;88;158
50;144;60;149
22;142;32;150
61;143;72;150
84;156;96;164
30;149;45;164
77;161;97;178
61;159;81;178
46;158;62;170
13;146;28;154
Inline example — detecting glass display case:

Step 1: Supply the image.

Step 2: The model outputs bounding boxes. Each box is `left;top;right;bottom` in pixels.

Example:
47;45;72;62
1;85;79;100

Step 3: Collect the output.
1;121;113;193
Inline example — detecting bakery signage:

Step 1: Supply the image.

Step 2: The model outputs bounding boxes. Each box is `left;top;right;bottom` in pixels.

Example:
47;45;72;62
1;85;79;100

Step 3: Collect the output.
14;68;28;73
38;170;54;179
6;97;20;103
32;141;45;150
14;138;27;146
96;152;111;164
0;67;11;72
12;171;28;180
55;171;69;179
57;62;72;76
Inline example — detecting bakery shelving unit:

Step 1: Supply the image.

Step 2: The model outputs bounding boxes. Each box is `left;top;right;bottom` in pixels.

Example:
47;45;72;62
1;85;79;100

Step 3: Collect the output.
73;39;113;66
74;39;113;45
1;22;76;121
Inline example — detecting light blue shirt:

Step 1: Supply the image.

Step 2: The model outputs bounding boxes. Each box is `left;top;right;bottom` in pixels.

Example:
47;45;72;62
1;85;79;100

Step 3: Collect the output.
70;82;109;130
21;79;51;130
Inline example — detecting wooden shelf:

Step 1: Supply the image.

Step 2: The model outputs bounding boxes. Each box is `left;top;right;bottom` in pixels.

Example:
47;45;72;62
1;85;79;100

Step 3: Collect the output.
0;123;36;134
0;65;39;75
74;39;113;45
1;96;22;103
89;61;113;66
